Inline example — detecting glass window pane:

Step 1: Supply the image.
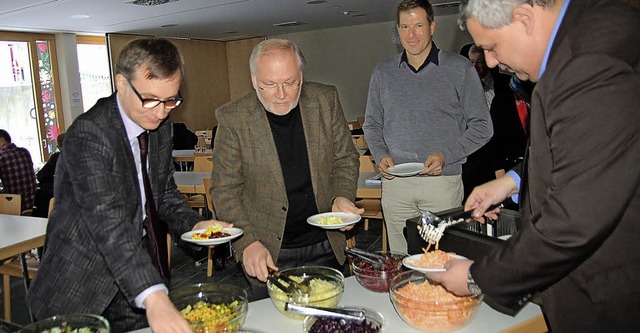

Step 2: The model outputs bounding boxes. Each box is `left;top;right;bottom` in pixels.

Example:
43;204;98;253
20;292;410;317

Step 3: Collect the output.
0;41;42;164
77;43;112;112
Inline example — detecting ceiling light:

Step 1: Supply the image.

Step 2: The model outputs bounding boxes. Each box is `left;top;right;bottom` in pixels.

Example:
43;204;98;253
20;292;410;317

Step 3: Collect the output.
70;14;90;19
125;0;178;6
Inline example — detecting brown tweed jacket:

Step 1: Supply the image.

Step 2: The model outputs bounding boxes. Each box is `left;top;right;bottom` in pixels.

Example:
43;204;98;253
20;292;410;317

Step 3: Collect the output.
211;82;359;271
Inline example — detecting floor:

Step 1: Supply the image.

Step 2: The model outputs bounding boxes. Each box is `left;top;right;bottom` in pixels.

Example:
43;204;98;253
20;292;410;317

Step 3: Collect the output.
0;218;386;329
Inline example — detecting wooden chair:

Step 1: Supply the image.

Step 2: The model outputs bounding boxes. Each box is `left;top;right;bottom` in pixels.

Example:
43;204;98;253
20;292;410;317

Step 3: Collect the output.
356;156;388;252
193;156;213;172
0;194;39;322
48;198;55;216
185;156;213;216
202;177;216;277
0;194;21;216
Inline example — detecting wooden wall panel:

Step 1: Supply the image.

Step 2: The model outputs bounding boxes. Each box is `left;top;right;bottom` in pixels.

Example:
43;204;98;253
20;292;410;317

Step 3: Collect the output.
226;37;264;101
106;34;230;132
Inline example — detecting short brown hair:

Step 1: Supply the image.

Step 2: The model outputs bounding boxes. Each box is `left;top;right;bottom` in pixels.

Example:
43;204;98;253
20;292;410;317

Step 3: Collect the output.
397;0;435;24
115;38;184;82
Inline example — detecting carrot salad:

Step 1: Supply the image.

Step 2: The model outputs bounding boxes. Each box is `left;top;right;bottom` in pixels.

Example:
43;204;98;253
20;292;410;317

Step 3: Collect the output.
394;281;481;332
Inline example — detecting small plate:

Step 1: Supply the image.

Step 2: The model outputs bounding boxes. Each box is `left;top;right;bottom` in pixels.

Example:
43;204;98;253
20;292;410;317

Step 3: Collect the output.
402;253;467;272
180;227;243;246
307;212;361;230
387;163;426;177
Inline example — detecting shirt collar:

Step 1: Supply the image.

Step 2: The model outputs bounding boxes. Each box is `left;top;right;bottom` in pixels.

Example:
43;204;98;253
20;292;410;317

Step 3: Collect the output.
539;0;570;79
117;92;145;142
399;42;440;72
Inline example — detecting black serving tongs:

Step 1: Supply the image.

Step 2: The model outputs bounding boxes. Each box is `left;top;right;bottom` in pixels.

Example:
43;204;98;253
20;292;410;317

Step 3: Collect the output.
284;303;366;323
267;269;311;295
344;247;386;269
419;203;504;244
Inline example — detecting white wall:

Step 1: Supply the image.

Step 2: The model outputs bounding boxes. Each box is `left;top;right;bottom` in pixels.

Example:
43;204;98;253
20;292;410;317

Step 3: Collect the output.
275;14;473;121
54;33;84;130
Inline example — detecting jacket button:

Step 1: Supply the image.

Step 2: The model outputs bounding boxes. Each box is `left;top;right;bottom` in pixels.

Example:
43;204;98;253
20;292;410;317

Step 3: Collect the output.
277;236;282;241
281;207;287;212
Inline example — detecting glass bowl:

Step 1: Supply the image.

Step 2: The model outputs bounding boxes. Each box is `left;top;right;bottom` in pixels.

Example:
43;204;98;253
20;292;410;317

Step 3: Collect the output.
389;271;483;332
169;282;248;332
302;306;385;333
351;250;407;293
266;265;344;320
18;314;110;333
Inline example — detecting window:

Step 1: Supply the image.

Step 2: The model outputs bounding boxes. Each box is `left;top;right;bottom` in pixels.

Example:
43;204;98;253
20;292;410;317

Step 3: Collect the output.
0;32;63;164
76;36;112;112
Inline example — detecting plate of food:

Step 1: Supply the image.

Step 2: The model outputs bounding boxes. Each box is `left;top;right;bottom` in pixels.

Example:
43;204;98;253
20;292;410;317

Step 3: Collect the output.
181;224;243;246
387;163;426;177
307;212;361;230
402;250;467;272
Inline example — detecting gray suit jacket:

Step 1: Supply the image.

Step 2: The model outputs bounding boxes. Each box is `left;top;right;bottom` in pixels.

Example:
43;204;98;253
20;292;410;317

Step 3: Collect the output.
211;82;359;272
471;0;640;330
27;94;203;318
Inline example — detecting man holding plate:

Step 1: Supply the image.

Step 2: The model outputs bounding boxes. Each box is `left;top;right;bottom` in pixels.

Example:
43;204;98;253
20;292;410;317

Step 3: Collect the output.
211;39;363;300
363;0;492;253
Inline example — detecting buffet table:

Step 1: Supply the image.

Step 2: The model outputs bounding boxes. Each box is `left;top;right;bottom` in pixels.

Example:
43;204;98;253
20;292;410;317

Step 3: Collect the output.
241;277;542;332
130;276;541;333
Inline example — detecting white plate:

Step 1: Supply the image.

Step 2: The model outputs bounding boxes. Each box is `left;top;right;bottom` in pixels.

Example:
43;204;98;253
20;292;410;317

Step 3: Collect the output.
307;212;361;230
402;253;467;272
387;163;426;177
180;227;243;246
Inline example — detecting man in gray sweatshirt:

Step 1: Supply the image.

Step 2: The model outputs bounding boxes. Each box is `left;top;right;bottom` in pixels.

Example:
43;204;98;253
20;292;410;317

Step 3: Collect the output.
363;0;492;253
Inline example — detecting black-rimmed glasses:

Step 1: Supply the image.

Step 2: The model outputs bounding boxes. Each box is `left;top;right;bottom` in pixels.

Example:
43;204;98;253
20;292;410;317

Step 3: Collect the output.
127;79;183;109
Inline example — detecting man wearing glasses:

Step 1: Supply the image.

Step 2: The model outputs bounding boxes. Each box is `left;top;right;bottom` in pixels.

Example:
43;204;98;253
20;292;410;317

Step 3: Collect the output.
28;38;227;332
211;38;363;299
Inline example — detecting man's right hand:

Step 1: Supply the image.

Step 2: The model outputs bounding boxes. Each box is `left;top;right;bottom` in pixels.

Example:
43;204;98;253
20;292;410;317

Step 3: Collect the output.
145;291;192;333
378;154;395;179
242;241;277;282
464;175;518;222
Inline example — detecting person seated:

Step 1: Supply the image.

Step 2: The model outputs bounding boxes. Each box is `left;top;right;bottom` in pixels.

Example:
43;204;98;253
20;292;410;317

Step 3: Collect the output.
461;45;528;206
172;122;198;150
0;129;37;212
33;133;65;217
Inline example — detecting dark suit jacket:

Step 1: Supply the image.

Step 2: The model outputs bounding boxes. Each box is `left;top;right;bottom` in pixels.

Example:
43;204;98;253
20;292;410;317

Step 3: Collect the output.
211;82;359;277
471;1;640;331
28;93;203;318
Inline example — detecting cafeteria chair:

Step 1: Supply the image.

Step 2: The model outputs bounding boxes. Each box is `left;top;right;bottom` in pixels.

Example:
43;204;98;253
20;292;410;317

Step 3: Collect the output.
202;177;217;277
0;194;39;322
0;194;21;216
185;156;213;216
355;156;388;252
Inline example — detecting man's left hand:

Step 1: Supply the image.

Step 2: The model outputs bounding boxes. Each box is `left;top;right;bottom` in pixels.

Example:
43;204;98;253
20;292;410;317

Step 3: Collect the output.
331;197;365;231
421;151;445;176
427;258;474;296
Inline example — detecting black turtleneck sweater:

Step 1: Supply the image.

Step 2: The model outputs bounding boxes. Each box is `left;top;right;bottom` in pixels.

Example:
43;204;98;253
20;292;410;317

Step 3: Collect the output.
266;105;327;248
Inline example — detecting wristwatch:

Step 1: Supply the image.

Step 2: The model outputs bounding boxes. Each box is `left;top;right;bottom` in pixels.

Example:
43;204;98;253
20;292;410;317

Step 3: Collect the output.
467;269;482;296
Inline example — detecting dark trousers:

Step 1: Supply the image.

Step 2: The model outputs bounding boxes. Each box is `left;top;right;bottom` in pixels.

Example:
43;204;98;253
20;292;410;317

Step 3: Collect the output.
249;239;341;300
102;290;148;333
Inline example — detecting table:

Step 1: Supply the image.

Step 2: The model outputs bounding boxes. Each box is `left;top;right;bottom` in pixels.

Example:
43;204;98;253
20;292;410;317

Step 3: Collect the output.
357;171;382;199
0;214;48;262
172;149;212;171
242;277;542;332
173;171;209;194
0;214;48;321
130;276;542;332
